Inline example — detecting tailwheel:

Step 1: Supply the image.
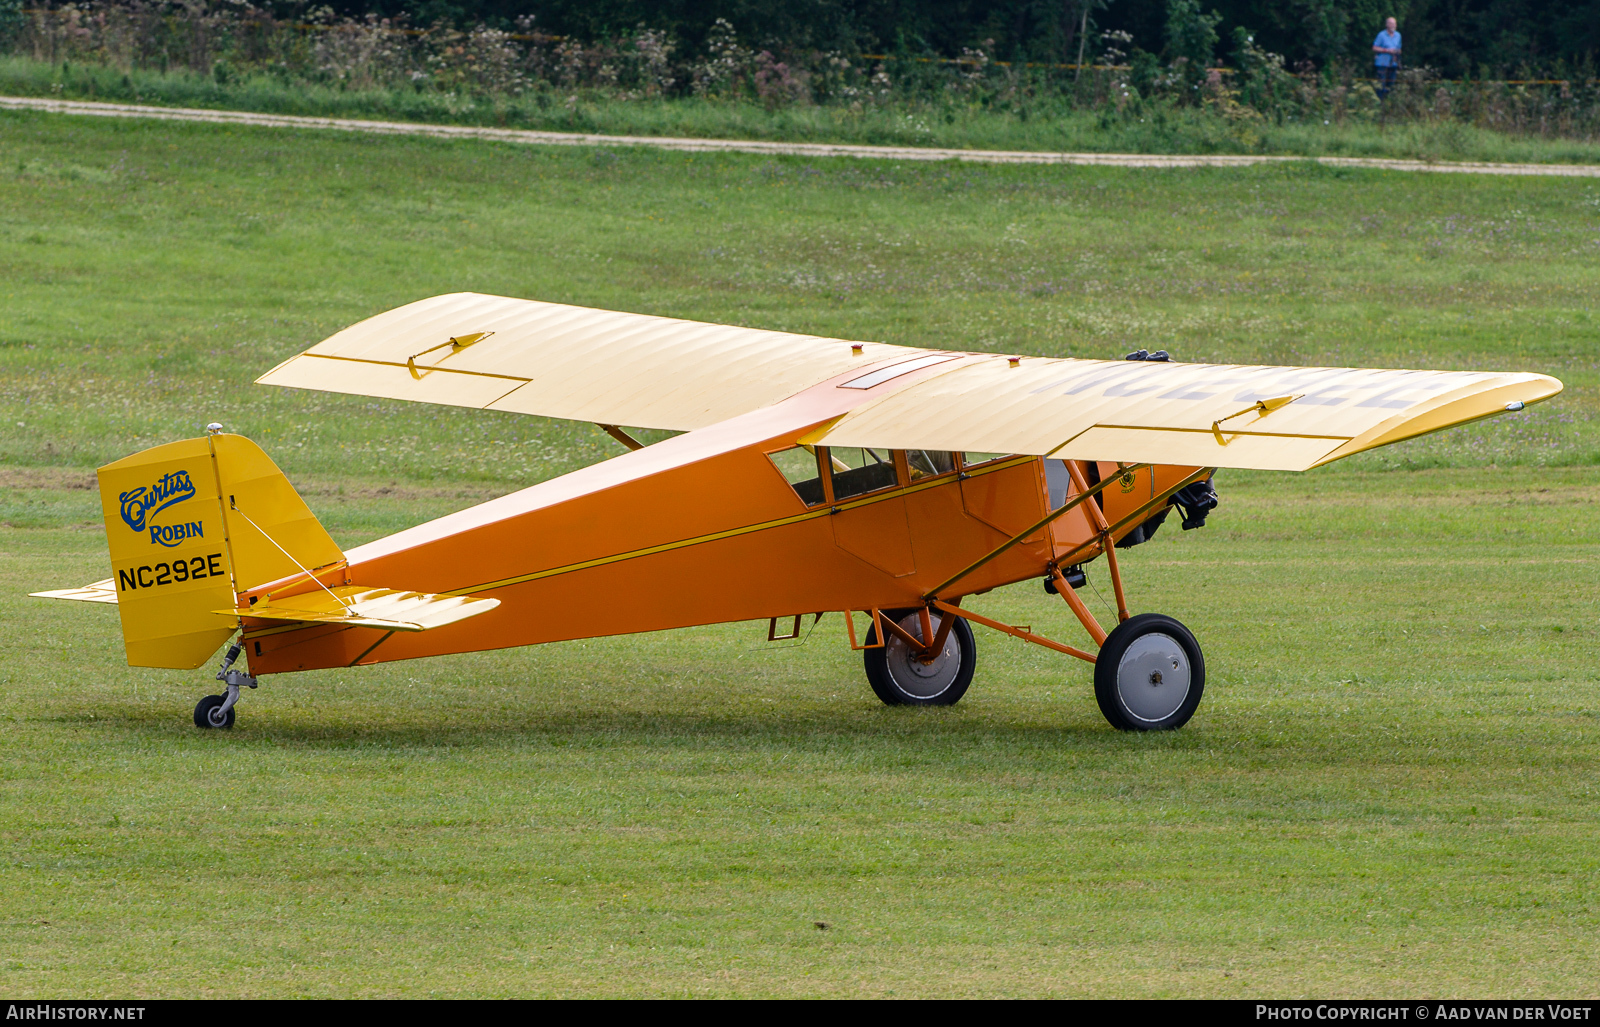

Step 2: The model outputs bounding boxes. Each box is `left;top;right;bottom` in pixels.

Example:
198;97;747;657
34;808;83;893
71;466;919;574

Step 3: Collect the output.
193;694;235;730
193;642;253;730
1093;613;1205;731
864;609;976;707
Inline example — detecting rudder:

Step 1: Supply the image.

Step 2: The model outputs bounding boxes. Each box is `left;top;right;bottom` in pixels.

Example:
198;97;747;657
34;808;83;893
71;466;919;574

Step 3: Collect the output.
95;432;342;669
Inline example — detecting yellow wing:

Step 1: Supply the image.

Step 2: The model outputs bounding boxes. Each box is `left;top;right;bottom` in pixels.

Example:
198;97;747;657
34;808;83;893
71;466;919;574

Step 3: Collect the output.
802;357;1562;471
258;294;1562;470
256;293;922;431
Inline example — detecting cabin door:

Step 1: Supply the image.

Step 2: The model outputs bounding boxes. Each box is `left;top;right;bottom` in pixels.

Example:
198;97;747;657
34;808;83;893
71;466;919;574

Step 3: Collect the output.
824;447;916;577
833;497;916;577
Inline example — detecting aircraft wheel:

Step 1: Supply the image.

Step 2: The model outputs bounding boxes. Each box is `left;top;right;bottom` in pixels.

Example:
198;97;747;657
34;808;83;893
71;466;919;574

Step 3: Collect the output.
864;609;976;707
1093;614;1204;731
193;694;235;730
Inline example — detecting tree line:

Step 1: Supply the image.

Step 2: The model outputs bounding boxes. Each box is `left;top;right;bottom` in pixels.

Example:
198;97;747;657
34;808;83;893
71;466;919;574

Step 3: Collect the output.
318;0;1597;79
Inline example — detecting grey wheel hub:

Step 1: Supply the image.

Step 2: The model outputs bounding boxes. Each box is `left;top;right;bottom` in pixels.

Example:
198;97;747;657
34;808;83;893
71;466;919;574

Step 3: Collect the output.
883;613;962;700
1115;632;1191;723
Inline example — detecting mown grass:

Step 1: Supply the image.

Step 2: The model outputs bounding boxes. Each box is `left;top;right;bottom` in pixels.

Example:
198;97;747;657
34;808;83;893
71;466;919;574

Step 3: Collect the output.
0;108;1594;482
0;110;1596;996
8;55;1600;166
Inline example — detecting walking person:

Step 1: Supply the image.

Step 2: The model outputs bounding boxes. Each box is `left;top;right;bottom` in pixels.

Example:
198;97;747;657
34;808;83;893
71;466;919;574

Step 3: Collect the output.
1373;17;1402;97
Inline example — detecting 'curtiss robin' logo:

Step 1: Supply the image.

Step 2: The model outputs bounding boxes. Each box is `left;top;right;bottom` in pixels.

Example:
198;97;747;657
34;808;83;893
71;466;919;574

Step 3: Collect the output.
120;471;202;547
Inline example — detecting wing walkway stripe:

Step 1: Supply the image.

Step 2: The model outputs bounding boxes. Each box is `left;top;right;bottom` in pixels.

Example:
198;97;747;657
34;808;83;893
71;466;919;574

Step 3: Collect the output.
5;96;1598;177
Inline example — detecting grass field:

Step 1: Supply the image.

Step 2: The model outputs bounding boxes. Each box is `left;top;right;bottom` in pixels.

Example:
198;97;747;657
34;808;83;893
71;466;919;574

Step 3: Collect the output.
1;109;1597;997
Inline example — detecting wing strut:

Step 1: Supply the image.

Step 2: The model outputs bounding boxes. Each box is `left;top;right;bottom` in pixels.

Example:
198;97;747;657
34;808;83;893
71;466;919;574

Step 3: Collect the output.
921;462;1148;602
1064;461;1130;622
596;424;645;451
1050;466;1213;573
916;466;1215;665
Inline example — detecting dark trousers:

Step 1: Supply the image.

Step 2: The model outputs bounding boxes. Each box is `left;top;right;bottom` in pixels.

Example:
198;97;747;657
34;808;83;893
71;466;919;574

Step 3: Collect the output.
1376;64;1398;97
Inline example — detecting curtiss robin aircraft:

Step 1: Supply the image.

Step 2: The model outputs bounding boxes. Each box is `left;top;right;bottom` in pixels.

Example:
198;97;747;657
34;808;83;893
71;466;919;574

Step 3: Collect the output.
31;293;1563;732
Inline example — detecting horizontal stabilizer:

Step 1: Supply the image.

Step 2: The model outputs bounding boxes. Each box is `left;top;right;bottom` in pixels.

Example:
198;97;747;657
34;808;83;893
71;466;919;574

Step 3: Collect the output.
224;586;499;632
31;579;119;605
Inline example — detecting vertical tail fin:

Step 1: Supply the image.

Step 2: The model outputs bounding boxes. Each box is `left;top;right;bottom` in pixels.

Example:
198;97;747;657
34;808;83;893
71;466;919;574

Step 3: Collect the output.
93;432;341;669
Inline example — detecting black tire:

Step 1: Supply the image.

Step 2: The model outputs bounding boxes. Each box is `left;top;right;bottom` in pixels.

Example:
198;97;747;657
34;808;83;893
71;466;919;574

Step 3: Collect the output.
1093;613;1204;731
193;694;235;730
863;609;976;707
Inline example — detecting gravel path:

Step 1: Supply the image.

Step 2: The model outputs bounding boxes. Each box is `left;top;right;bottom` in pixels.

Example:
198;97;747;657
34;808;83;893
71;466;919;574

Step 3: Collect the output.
7;95;1600;177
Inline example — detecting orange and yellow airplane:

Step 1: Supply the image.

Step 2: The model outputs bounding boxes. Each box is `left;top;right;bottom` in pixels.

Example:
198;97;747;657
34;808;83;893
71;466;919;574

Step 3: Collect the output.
31;294;1563;732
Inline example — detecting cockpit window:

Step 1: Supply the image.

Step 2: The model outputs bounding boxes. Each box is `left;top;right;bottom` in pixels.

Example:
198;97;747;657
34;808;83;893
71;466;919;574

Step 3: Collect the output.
959;452;1009;468
826;447;898;500
767;446;825;506
1045;458;1073;509
906;450;955;480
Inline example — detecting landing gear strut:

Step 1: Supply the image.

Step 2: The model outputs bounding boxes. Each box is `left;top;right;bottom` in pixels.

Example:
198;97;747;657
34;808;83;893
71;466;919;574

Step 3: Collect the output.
851;462;1218;730
194;642;256;730
863;609;977;706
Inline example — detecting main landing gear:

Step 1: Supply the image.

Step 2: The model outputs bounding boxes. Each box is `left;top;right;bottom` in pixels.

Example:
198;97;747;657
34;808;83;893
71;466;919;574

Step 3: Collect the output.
1093;613;1204;731
194;642;256;730
856;461;1214;729
863;609;977;706
858;598;1206;731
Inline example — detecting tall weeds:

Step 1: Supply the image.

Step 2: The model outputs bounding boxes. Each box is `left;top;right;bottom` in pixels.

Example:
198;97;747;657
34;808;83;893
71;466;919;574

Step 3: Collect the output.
9;3;1600;147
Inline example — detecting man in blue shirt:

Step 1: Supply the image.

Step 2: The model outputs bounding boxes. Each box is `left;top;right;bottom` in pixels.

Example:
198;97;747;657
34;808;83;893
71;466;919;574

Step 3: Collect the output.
1373;17;1402;97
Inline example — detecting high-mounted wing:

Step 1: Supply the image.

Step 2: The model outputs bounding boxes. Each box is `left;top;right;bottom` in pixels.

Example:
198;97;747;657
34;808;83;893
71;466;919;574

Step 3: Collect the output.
256;293;922;431
803;357;1562;471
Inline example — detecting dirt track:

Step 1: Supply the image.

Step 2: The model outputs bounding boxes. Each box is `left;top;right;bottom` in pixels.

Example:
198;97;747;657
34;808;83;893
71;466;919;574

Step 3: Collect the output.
5;94;1600;177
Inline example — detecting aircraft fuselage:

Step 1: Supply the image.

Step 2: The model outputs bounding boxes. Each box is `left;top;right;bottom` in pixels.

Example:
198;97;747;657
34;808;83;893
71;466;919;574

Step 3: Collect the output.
240;360;1199;675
